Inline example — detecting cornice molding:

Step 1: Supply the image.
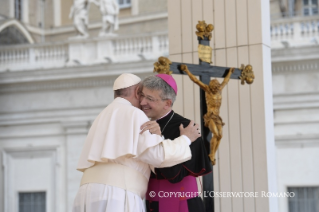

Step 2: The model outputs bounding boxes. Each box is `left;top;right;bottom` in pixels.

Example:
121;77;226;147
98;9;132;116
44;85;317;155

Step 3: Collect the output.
271;45;319;63
275;134;319;147
276;134;319;141
273;91;319;110
2;145;59;153
0;60;154;83
0;77;114;93
272;59;319;73
0;60;154;93
61;121;90;134
274;120;319;125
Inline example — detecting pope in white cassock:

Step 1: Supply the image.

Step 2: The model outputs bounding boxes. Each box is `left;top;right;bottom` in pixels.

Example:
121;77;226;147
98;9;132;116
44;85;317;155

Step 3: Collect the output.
72;73;201;212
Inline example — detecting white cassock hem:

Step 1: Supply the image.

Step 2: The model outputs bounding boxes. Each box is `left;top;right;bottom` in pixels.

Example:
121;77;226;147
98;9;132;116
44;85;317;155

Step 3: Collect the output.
72;183;145;212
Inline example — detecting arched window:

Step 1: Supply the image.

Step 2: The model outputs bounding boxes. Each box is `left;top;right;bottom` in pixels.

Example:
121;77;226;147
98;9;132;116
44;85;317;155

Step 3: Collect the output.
0;25;28;45
0;20;34;45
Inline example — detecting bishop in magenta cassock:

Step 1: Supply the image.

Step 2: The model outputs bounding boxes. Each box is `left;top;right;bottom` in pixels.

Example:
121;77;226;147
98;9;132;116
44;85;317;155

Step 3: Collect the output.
140;74;212;212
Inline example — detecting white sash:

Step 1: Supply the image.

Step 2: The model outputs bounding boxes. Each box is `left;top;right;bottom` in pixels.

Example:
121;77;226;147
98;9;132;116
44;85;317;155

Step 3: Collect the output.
80;162;148;199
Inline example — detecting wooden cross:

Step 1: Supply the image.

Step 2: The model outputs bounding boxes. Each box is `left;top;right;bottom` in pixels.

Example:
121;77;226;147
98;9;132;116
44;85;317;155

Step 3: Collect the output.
154;20;254;212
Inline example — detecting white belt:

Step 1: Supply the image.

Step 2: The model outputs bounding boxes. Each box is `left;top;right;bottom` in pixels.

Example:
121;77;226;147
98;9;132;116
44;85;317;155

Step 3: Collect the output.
80;162;148;199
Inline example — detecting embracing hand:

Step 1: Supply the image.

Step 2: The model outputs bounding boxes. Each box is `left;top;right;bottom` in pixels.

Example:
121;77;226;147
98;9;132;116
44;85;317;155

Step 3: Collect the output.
140;121;161;136
179;120;201;142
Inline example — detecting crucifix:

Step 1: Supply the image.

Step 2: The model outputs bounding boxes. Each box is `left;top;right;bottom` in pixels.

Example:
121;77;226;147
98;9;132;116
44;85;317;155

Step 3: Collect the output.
153;20;255;212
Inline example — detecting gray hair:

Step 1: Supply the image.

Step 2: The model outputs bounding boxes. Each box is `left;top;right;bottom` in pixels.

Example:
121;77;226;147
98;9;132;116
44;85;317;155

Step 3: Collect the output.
141;75;176;104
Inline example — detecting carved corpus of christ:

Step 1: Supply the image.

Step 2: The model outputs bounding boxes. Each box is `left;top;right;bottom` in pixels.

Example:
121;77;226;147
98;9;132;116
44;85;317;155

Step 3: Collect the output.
181;65;234;165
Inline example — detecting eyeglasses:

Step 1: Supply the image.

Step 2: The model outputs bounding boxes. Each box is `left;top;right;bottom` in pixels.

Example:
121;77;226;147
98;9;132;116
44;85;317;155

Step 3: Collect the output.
139;92;166;103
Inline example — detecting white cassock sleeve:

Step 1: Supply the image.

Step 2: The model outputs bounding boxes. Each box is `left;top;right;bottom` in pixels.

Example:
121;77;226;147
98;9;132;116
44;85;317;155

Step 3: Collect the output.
77;98;192;172
136;134;192;169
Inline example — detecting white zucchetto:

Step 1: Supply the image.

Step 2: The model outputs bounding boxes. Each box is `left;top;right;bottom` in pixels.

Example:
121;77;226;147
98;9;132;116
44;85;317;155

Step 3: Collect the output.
113;73;141;90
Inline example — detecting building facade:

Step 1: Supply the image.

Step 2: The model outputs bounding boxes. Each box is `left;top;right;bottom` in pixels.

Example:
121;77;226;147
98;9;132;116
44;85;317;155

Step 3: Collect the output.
270;0;319;211
0;1;168;212
0;0;318;211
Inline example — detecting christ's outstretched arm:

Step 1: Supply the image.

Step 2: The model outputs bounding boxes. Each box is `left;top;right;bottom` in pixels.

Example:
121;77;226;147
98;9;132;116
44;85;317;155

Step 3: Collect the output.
220;68;235;90
181;64;208;92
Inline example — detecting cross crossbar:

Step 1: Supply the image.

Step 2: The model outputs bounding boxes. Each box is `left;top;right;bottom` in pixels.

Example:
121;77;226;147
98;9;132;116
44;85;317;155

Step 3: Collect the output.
170;62;242;79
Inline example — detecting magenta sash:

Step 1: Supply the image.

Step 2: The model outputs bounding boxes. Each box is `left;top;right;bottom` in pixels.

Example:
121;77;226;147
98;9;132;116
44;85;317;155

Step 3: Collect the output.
146;176;199;212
